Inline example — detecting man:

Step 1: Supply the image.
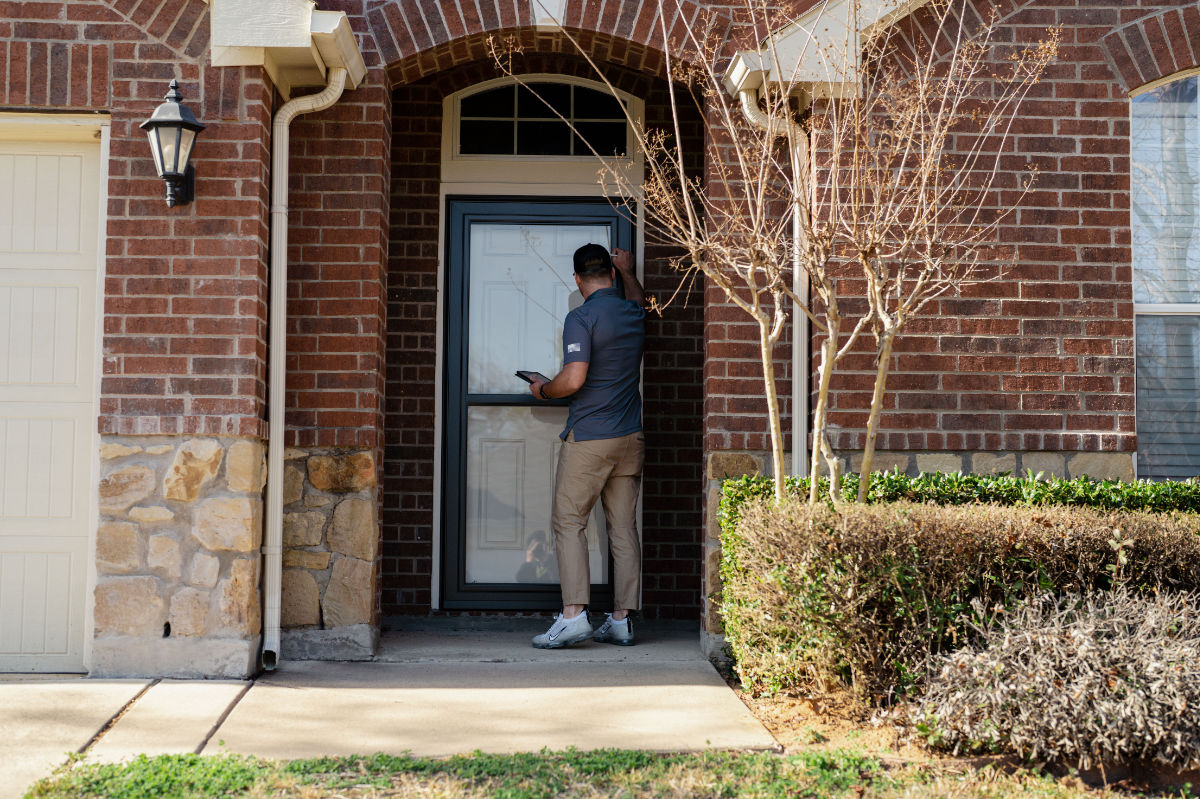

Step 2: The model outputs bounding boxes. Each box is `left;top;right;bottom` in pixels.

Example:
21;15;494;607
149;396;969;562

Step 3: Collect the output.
529;243;646;649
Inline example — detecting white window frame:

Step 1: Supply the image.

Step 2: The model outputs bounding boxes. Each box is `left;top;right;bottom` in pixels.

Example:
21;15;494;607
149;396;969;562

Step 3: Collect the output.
1129;73;1200;480
441;74;644;186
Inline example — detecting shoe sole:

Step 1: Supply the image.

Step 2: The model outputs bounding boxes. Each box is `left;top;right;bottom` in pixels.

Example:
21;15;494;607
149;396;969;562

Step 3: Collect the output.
593;635;635;646
532;630;592;649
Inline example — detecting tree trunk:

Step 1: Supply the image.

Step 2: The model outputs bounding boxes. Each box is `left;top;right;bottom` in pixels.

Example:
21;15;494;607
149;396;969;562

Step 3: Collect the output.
808;329;839;504
856;329;896;503
758;318;786;503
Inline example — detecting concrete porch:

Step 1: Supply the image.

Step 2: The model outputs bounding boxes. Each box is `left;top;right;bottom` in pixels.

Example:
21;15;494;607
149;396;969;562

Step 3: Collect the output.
0;619;775;798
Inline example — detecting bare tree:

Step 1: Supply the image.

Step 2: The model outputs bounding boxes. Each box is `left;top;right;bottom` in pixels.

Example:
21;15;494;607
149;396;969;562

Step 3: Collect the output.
495;0;1057;504
818;2;1060;501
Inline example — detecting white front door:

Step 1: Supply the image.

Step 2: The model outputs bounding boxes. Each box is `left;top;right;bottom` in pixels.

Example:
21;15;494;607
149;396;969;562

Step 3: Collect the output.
0;137;101;672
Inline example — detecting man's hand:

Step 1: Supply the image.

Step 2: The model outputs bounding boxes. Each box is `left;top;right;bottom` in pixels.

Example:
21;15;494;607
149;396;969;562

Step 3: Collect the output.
610;248;646;306
612;247;634;274
530;379;548;400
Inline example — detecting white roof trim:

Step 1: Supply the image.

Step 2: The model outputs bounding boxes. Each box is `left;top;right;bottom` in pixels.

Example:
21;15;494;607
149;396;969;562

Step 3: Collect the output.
208;0;366;99
723;0;930;99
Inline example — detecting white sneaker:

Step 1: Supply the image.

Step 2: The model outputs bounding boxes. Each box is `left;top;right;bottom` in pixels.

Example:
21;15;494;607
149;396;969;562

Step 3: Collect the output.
592;613;635;646
532;612;593;649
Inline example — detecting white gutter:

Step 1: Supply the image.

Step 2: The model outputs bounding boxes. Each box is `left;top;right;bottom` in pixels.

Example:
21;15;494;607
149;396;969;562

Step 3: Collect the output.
736;88;809;478
261;66;349;671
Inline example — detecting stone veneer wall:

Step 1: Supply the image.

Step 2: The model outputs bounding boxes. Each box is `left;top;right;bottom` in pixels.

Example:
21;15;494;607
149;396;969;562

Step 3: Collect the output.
94;436;266;678
279;449;379;660
699;449;1136;657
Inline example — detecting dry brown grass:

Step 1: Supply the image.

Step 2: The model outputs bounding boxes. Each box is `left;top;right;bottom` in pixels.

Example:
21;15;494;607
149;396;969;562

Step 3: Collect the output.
737;688;1200;797
916;588;1200;772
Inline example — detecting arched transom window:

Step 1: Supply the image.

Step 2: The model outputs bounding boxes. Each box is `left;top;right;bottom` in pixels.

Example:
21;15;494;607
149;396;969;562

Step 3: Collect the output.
456;78;631;158
1131;73;1200;479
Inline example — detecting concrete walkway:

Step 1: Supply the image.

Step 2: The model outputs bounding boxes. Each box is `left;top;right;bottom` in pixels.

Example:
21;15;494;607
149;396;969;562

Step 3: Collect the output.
1;621;776;798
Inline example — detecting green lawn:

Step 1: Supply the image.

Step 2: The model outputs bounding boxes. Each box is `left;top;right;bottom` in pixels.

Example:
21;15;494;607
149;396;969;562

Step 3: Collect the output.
29;748;1191;799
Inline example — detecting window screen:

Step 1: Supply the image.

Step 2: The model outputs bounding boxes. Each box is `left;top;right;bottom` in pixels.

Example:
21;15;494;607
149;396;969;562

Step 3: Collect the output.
458;82;628;157
1131;75;1200;480
1136;315;1200;478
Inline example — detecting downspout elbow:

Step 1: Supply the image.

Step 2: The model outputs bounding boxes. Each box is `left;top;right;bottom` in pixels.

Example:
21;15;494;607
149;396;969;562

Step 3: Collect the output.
261;67;349;672
738;88;773;132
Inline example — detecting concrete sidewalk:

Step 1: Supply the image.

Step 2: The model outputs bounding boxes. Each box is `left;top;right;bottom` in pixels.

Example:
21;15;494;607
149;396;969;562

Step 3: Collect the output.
1;621;776;798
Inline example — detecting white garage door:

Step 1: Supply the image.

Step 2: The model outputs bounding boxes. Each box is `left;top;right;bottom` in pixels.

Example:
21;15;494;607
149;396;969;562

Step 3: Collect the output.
0;135;101;672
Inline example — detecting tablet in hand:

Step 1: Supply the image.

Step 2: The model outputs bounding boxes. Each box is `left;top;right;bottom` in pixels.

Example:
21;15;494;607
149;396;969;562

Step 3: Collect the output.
515;370;551;384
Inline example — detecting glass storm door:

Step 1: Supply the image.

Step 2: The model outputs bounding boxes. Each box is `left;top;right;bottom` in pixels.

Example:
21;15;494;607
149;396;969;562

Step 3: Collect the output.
443;198;634;609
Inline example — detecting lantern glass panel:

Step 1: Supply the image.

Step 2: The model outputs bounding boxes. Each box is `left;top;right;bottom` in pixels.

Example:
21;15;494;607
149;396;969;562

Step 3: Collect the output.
157;126;182;175
177;128;197;173
145;129;165;176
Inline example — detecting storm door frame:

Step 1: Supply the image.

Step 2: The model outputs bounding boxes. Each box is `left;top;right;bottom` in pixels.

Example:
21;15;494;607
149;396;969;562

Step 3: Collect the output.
440;195;635;609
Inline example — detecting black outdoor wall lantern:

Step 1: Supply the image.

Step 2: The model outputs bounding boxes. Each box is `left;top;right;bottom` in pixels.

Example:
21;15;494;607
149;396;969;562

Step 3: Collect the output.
140;79;205;208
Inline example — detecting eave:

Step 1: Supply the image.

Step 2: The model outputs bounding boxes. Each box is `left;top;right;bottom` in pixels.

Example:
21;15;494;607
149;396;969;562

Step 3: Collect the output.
723;0;930;100
207;0;367;100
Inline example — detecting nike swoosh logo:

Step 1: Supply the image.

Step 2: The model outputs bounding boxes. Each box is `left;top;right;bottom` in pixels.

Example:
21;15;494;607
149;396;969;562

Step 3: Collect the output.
548;629;562;640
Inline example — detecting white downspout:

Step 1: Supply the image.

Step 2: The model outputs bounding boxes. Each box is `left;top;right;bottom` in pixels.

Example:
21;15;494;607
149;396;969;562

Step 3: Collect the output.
737;88;809;478
262;67;348;671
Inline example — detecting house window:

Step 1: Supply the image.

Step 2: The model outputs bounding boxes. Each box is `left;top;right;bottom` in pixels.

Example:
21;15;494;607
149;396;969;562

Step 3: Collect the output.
1131;74;1200;479
458;81;628;157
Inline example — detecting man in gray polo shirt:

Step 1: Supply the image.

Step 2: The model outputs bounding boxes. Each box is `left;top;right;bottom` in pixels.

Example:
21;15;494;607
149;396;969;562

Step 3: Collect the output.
528;243;645;649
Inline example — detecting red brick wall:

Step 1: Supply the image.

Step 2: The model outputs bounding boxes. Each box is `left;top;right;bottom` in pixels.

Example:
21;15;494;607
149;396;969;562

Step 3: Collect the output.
700;100;794;455
381;77;440;614
701;0;1199;460
641;84;706;616
382;51;706;619
101;59;272;438
0;0;272;438
283;1;392;451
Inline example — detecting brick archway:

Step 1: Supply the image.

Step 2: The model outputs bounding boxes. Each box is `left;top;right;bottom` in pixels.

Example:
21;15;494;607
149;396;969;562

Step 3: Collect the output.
380;30;709;618
369;0;712;85
1101;5;1200;94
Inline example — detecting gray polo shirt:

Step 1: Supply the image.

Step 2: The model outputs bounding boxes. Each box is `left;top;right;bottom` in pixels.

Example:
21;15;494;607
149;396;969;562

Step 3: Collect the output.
560;286;645;441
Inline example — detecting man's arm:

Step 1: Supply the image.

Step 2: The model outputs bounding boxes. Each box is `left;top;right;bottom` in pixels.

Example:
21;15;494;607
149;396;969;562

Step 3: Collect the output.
530;361;588;400
611;247;645;306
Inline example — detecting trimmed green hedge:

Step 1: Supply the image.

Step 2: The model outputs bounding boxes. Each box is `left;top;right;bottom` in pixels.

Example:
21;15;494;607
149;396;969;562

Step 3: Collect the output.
719;499;1200;700
718;472;1200;541
716;472;1200;701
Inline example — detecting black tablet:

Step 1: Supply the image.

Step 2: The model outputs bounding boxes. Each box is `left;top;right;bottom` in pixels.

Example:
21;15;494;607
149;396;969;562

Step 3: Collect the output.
515;370;551;384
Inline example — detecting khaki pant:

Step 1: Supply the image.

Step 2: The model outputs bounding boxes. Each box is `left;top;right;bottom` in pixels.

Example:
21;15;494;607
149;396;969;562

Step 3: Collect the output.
551;430;644;611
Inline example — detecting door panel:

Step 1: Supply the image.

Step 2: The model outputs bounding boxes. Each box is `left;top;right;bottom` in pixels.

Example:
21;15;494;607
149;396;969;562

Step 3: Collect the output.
464;405;607;586
443;198;633;609
0;140;100;672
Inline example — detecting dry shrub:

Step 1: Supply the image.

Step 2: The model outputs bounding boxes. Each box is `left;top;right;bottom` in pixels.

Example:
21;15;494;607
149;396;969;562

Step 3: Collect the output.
719;500;1200;700
916;588;1200;771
